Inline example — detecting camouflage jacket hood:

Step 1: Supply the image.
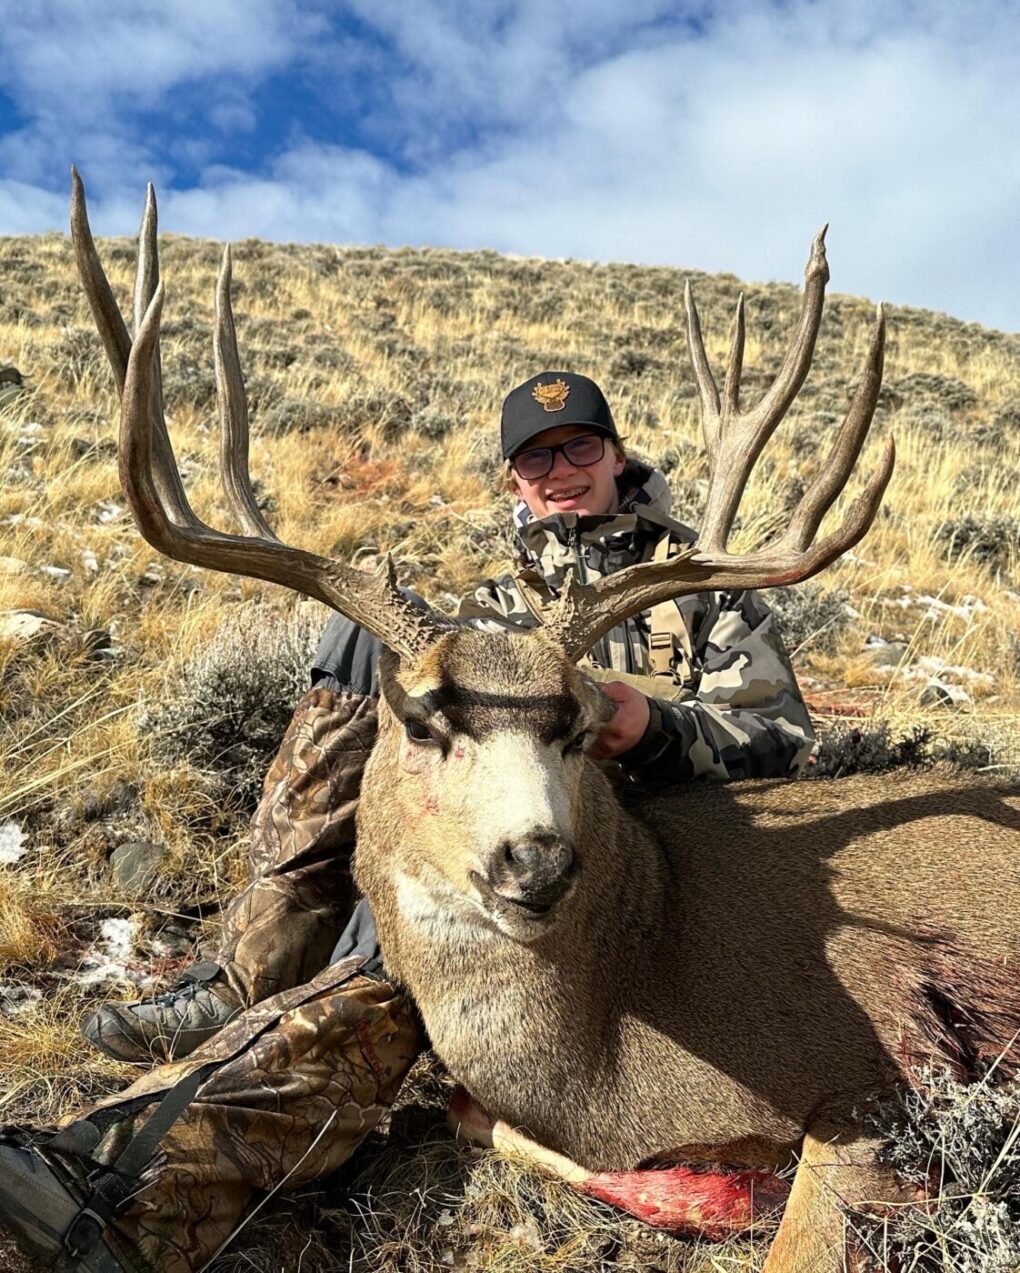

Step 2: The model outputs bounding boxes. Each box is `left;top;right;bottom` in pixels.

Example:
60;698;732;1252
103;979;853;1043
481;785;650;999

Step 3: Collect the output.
510;461;693;590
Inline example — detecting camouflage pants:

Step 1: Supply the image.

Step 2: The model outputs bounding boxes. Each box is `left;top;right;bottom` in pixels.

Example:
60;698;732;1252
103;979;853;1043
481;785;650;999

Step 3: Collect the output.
213;684;380;1006
69;957;422;1273
57;625;427;1270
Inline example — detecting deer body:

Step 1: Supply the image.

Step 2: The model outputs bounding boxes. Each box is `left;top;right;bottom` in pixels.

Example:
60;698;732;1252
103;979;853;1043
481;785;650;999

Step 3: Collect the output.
356;632;1020;1184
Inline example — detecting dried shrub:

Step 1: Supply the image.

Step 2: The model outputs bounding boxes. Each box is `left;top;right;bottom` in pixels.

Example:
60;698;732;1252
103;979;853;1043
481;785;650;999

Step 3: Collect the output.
143;605;322;814
162;349;217;411
969;408;1016;447
810;723;933;778
883;373;979;414
993;402;1020;434
768;583;854;655
608;349;659;378
46;326;97;389
260;396;338;435
856;1067;1020;1273
409;405;456;441
934;516;1020;570
810;723;1003;780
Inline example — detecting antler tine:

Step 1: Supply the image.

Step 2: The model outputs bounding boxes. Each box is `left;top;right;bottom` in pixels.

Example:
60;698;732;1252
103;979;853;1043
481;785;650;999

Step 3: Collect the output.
723;293;745;416
542;232;895;664
784;306;886;551
134;184;159;334
72;170;193;527
697;227;830;552
73;178;447;662
214;244;279;540
748;226;829;430
133;182;193;527
122;279;444;662
70;166;131;392
683;280;721;454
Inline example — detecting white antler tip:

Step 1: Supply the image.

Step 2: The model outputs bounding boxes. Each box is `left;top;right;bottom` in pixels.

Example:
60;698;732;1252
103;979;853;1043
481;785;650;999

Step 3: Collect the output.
807;227;830;281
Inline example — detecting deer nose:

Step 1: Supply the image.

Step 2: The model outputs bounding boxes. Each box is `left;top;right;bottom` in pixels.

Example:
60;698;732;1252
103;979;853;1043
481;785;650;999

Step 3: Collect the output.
493;831;575;907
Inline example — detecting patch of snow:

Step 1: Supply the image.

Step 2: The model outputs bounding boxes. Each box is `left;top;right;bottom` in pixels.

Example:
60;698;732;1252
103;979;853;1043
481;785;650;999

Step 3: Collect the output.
17;422;44;446
0;821;26;866
76;915;143;989
40;564;71;581
900;655;995;689
96;500;126;524
0;983;43;1019
880;584;988;622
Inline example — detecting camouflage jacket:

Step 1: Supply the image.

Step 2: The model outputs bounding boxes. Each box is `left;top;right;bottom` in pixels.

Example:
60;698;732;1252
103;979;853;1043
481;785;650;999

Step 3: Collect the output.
456;462;814;783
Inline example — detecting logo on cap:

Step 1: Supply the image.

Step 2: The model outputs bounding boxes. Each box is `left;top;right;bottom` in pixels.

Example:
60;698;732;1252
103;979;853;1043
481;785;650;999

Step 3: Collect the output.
531;379;570;413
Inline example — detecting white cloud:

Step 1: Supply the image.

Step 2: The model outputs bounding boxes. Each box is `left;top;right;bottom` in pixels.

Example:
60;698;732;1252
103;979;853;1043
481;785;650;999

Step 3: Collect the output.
0;0;1017;329
0;1;323;107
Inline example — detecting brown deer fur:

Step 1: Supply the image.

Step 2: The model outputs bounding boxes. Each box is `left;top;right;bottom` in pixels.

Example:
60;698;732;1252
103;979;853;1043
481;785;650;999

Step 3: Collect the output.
354;628;1020;1271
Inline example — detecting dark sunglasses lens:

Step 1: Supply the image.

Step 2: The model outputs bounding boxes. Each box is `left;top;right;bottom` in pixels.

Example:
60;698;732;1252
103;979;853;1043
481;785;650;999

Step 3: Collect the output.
563;435;605;466
514;448;553;479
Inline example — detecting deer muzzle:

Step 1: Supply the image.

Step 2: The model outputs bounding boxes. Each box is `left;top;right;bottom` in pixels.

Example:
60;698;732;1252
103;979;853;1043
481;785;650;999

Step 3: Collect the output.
485;830;576;914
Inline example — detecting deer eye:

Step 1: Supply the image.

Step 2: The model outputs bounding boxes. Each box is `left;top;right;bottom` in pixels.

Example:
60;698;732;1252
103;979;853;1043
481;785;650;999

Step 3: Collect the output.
405;718;441;746
563;731;587;756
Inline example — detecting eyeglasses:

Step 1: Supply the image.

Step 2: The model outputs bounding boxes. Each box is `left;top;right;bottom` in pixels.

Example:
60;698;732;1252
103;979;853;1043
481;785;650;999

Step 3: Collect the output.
511;434;606;481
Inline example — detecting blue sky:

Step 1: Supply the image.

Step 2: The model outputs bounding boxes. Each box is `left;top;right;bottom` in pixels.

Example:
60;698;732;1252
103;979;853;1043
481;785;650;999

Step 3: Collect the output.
0;0;1017;330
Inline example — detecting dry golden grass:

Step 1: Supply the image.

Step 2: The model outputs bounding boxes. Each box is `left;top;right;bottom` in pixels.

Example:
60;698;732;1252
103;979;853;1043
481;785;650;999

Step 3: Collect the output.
0;226;1018;1268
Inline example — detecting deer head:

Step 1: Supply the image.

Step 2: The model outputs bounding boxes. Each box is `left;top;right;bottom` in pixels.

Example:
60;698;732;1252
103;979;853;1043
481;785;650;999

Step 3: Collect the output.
71;172;894;943
358;630;615;942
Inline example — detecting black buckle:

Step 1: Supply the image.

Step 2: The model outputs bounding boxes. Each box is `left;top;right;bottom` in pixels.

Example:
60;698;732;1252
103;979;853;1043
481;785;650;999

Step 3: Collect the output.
180;959;223;985
64;1206;107;1258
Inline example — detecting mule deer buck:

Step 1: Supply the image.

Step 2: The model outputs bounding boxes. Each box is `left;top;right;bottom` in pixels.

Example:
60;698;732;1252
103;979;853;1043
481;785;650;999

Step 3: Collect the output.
72;171;1020;1272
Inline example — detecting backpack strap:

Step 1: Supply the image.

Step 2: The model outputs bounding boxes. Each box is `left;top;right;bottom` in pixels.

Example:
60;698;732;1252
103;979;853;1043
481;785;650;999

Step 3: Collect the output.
647;532;694;679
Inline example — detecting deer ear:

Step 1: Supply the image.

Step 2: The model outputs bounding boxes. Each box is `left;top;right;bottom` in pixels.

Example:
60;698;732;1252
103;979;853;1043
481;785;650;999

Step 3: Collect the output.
376;648;406;724
575;670;618;727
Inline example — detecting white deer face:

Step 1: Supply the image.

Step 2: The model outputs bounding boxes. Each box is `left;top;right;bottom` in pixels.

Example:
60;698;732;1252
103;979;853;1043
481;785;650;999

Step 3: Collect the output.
372;630;613;942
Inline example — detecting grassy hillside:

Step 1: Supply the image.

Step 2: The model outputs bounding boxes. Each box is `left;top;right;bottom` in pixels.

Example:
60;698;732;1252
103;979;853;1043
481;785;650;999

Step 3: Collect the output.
0;228;1018;1271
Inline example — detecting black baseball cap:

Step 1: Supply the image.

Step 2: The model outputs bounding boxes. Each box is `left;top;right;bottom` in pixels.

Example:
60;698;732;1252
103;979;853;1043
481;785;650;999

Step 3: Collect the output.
500;371;619;460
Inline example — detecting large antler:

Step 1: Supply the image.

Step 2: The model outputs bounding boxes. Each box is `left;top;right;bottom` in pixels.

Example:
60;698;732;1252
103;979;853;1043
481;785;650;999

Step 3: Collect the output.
70;170;449;662
543;230;895;662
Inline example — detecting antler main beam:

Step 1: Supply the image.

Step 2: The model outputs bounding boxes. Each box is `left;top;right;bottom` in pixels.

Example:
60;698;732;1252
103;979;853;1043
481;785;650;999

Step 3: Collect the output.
544;233;895;663
70;170;448;663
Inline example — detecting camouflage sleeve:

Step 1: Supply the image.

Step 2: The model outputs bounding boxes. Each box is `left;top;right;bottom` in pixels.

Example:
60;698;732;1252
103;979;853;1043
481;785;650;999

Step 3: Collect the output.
454;572;540;631
623;589;814;784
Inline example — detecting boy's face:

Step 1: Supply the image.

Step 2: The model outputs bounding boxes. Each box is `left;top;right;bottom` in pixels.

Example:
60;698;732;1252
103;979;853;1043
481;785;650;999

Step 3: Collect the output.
510;424;625;521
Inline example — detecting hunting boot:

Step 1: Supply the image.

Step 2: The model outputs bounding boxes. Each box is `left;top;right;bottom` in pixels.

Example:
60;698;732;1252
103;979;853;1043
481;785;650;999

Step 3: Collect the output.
3;956;423;1273
83;686;378;1063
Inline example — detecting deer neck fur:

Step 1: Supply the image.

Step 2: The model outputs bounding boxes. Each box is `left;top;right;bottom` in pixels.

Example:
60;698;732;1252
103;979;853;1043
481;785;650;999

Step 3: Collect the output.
356;737;682;1166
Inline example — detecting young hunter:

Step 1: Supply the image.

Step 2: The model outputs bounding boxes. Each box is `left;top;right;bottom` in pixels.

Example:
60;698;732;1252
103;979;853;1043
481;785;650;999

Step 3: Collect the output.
0;372;814;1273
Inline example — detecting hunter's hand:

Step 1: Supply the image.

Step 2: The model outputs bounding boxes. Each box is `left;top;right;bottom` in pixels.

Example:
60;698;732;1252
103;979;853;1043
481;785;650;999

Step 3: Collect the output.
589;681;651;759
